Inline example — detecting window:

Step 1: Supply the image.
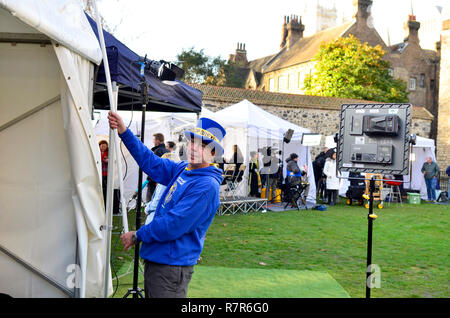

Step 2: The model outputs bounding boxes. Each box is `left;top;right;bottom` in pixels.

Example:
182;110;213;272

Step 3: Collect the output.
388;68;394;77
420;74;425;88
278;75;288;92
409;77;416;91
269;78;274;92
289;73;295;91
298;72;305;88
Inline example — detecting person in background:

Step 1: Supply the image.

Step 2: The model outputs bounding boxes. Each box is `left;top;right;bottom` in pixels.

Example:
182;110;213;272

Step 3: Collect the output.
313;147;328;200
166;141;180;161
421;157;440;202
286;153;309;199
99;140;109;206
286;153;302;185
145;133;170;202
249;151;261;197
323;150;340;206
446;165;450;193
166;141;176;153
228;144;244;173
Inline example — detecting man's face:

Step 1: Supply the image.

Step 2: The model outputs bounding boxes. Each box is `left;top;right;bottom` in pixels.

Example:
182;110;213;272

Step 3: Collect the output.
426;157;432;164
187;137;214;165
154;138;160;146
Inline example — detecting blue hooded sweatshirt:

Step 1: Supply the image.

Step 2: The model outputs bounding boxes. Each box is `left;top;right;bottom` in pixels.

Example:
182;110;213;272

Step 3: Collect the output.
119;128;223;266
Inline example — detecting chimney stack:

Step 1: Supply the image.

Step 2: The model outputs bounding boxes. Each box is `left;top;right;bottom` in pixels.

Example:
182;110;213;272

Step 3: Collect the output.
280;16;288;49
353;0;373;23
284;15;304;49
229;42;248;66
404;14;420;44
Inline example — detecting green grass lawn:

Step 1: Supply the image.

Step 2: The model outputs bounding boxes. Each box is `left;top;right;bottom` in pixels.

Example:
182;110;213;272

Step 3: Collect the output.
110;201;449;298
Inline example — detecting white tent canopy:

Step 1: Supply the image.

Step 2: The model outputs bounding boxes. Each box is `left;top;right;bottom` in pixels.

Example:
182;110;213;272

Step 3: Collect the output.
0;1;110;298
215;100;316;203
404;136;437;199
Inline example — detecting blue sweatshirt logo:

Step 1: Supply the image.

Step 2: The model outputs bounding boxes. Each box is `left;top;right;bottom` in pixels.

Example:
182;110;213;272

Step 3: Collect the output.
163;182;177;205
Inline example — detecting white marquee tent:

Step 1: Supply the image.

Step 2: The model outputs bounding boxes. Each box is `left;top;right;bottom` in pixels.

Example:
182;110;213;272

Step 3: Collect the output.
214;100;317;203
404;136;437;199
0;1;110;297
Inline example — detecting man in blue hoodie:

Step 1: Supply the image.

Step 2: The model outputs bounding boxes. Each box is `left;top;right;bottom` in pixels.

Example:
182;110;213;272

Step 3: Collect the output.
108;111;226;298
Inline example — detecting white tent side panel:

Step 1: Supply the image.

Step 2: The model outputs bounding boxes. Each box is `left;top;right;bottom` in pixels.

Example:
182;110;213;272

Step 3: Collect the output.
0;6;109;297
0;0;102;64
0;43;79;297
53;44;112;298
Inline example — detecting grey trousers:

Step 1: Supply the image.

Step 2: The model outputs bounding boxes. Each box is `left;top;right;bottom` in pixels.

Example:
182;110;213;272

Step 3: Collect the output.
144;261;194;298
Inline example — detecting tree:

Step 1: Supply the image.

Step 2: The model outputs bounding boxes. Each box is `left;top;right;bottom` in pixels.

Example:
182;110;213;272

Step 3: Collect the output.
304;35;408;103
175;48;217;84
175;47;244;87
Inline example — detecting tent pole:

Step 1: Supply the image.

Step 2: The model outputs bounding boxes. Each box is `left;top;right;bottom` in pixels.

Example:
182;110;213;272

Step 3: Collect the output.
0;244;74;297
103;131;114;299
92;0;117;298
112;81;129;233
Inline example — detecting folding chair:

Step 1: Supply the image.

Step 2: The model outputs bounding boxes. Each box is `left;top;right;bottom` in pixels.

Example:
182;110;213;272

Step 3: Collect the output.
221;164;237;199
229;164;246;199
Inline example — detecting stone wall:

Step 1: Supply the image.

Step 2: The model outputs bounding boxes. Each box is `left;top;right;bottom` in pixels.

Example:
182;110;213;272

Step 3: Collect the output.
436;20;450;172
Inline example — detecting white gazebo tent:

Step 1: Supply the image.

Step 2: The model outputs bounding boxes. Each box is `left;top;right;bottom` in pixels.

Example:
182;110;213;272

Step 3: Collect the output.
0;1;111;297
404;136;437;199
214;100;316;203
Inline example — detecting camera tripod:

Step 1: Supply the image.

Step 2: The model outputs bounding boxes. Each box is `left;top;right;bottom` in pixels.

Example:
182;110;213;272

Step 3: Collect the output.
123;70;149;299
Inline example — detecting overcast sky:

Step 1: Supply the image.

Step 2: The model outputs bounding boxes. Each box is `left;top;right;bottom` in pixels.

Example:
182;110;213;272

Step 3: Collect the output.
96;0;449;63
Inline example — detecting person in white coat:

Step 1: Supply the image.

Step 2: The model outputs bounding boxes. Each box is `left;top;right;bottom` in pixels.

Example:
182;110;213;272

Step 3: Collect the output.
323;151;341;206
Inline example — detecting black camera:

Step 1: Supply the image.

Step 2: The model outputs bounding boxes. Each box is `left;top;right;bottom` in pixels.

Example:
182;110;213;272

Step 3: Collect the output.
259;146;282;175
138;56;185;81
147;60;185;81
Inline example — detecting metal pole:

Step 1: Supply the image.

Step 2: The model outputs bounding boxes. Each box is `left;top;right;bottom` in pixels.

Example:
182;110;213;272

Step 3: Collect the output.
0;244;74;297
112;82;129;233
123;78;148;299
366;176;375;298
132;103;146;298
92;0;116;298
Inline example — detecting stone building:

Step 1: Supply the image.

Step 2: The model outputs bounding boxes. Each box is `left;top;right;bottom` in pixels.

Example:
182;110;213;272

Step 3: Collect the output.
436;16;450;173
229;0;440;139
191;83;433;158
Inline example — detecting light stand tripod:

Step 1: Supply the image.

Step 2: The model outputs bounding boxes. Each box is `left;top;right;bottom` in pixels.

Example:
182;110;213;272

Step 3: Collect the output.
365;175;377;299
123;66;149;299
